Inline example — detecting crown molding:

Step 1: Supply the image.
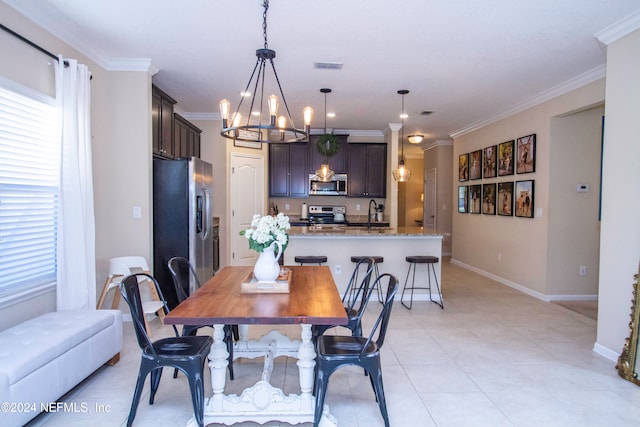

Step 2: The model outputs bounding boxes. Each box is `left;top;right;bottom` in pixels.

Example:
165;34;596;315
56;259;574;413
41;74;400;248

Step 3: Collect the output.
336;129;384;138
5;0;110;68
449;64;606;138
595;8;640;45
5;0;154;73
385;123;402;133
104;57;155;73
182;112;219;121
423;139;453;151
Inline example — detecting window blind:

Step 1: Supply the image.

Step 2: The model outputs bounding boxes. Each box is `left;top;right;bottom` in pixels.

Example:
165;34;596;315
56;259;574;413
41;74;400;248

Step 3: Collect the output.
0;83;59;298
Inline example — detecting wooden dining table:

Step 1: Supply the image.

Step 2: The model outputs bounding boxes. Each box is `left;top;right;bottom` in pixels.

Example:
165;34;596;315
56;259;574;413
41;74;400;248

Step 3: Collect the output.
164;265;348;427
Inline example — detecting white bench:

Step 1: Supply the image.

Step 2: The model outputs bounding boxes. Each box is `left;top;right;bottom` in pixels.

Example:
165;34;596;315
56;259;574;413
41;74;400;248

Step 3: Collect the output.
0;309;123;427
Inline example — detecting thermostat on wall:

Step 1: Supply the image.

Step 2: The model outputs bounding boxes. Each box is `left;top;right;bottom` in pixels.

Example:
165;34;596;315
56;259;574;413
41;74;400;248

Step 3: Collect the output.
577;183;590;193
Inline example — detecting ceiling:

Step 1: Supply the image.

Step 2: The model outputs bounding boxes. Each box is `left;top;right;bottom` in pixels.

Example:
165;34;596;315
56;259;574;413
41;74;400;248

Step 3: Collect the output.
4;0;639;156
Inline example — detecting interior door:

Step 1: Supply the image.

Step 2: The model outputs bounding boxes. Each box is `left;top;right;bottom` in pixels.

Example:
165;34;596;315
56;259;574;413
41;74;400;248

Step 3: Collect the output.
230;153;264;265
425;168;437;228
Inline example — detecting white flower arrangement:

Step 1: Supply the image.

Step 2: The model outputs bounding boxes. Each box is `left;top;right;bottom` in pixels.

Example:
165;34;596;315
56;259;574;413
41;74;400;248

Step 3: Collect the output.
240;213;290;253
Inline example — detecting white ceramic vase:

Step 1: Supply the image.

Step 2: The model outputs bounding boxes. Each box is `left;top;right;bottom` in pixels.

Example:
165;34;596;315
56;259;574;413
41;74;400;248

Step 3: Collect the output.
253;241;283;283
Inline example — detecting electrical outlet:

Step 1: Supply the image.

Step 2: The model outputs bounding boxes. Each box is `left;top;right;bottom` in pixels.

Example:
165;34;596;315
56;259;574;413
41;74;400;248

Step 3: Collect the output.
356;204;361;211
132;206;141;219
497;252;502;262
285;203;290;210
579;265;587;276
334;265;342;275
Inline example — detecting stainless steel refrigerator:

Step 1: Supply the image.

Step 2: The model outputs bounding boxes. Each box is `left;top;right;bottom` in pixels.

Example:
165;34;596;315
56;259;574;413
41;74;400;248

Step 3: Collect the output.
153;157;213;309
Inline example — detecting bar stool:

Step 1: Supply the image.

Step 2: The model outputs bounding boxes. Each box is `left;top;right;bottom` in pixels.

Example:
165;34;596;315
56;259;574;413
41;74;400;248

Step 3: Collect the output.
350;256;384;302
400;255;443;309
294;255;327;265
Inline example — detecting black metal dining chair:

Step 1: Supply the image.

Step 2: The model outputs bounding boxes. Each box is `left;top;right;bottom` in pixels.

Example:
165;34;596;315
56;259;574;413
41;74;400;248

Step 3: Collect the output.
312;256;375;342
167;256;237;380
120;273;212;427
314;273;399;427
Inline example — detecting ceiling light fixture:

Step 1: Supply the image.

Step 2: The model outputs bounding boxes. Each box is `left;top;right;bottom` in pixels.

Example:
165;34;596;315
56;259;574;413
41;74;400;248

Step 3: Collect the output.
315;88;335;182
407;134;424;144
393;90;412;182
219;0;312;143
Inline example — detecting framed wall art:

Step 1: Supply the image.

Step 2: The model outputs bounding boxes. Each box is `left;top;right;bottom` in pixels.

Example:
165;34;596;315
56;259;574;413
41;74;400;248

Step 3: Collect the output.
483;145;497;178
498;140;514;176
497;181;514;216
458;186;468;213
469;184;482;214
516;133;536;174
515;180;535;218
469;149;482;180
458;153;469;182
482;183;496;215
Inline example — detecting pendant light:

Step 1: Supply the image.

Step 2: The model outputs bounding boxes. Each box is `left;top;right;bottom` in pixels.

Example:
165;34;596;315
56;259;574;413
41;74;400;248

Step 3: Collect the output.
219;0;313;143
315;88;335;182
393;89;412;182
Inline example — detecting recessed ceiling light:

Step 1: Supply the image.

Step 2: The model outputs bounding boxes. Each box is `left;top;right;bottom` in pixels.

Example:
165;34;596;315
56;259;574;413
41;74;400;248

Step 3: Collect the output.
327;112;335;118
241;91;251;97
400;113;408;119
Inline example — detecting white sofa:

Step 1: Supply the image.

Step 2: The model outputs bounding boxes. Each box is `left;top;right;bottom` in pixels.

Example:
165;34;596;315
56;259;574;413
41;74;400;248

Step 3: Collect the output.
0;309;123;427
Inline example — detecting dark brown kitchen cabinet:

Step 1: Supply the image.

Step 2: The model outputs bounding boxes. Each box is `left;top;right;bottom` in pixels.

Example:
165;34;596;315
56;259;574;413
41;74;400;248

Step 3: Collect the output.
174;113;202;159
309;134;348;174
269;143;309;198
347;143;387;197
152;85;177;159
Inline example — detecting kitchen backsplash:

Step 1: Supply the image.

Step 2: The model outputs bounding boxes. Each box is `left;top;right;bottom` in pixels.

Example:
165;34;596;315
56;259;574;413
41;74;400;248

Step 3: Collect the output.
270;196;388;222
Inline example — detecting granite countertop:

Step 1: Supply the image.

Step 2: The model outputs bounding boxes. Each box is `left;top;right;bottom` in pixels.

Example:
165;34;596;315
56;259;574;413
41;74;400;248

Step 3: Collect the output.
288;225;443;238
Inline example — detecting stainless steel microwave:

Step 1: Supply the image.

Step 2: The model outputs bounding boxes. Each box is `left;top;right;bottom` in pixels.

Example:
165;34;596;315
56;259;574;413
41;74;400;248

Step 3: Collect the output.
308;173;347;196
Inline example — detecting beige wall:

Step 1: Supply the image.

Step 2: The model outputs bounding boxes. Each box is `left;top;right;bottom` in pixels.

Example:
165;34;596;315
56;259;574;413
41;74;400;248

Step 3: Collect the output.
400;157;424;227
93;71;152;306
596;28;640;353
425;142;453;255
0;25;53;97
546;106;603;296
452;79;605;298
1;3;152;325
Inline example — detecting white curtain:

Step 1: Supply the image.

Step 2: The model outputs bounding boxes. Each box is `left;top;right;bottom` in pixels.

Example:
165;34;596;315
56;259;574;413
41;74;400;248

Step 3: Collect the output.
55;56;96;310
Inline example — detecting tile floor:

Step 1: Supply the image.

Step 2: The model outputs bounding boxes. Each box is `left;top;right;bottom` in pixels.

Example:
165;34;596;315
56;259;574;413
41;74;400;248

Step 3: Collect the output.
27;259;640;427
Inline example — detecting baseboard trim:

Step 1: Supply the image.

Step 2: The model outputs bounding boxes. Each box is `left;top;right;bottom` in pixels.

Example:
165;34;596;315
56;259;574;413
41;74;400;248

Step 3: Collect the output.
592;342;620;362
449;258;549;301
449;258;597;302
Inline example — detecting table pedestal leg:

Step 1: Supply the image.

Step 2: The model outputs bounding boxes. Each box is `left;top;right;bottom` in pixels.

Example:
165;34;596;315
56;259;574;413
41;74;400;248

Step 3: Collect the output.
208;324;228;411
297;324;315;398
198;324;338;427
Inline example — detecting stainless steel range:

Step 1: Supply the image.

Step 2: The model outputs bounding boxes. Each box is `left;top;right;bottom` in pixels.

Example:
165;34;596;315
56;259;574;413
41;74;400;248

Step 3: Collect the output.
308;205;346;224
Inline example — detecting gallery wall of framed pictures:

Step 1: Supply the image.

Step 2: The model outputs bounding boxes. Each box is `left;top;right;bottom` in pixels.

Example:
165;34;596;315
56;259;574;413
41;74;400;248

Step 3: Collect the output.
458;133;536;219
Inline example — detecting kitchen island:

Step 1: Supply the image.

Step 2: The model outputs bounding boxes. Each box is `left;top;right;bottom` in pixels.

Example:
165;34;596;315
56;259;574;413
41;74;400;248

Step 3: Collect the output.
285;226;444;302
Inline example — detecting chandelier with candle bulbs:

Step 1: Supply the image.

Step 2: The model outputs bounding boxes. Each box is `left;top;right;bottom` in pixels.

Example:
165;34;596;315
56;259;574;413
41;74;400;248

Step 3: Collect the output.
219;0;312;143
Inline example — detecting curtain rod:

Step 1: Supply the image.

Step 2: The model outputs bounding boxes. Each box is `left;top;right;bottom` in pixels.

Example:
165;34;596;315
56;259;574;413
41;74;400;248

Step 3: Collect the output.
1;22;69;67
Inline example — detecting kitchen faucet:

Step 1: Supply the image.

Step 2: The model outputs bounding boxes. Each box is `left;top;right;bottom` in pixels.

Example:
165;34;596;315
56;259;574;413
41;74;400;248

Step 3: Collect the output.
368;199;377;230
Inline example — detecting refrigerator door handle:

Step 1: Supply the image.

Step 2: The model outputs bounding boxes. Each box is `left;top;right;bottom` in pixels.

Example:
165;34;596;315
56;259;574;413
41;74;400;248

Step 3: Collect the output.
201;187;211;241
